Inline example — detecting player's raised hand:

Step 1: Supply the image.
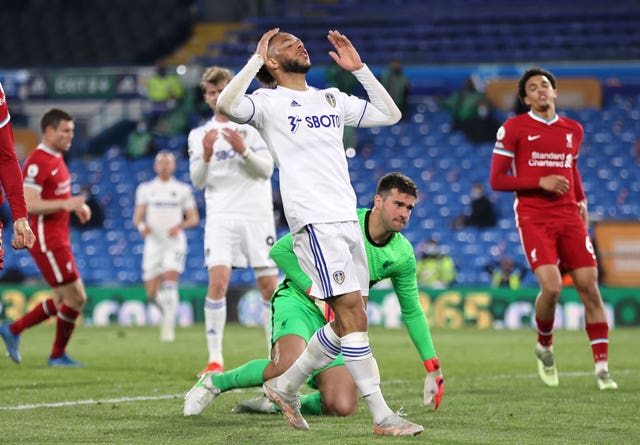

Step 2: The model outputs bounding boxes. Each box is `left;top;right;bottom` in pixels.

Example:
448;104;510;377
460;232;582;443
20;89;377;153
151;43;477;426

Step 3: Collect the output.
423;357;444;411
256;28;280;60
202;128;218;162
221;128;246;155
327;30;363;72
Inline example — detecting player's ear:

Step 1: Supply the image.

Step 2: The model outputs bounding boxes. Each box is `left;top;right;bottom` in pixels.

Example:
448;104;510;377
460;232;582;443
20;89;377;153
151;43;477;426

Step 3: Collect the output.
265;56;279;70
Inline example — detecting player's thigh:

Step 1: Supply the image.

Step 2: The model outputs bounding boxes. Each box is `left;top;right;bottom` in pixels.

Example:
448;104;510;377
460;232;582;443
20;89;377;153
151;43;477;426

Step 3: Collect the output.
292;222;366;300
30;246;80;287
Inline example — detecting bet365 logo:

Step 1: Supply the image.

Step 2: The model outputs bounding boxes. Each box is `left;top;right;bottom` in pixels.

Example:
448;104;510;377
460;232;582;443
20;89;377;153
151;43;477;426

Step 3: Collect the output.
288;114;341;133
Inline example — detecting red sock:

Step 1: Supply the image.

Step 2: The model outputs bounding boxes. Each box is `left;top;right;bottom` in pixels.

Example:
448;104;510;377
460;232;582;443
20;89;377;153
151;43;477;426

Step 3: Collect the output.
10;298;57;335
586;322;609;363
536;316;554;347
51;305;79;359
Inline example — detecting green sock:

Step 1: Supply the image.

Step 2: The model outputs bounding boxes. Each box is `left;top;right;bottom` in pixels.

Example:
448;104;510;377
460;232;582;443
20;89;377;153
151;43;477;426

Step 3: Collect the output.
300;392;324;415
211;359;270;392
274;391;323;416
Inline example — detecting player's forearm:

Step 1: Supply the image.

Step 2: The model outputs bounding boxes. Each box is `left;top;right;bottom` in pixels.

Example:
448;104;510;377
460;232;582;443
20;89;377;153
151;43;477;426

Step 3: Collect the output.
490;156;540;191
26;197;70;215
352;64;402;126
242;149;273;179
189;158;209;190
181;209;200;230
490;173;543;191
403;307;437;360
217;54;263;123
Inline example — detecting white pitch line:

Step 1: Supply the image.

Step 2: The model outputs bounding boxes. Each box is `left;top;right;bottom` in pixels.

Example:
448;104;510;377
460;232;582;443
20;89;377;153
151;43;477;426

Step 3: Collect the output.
2;369;636;411
0;394;185;411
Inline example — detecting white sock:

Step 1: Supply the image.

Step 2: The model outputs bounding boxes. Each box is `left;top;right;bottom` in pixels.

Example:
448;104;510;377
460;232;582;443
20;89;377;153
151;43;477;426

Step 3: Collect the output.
204;297;226;365
159;282;178;342
342;331;392;423
272;323;340;393
595;360;609;375
262;299;271;352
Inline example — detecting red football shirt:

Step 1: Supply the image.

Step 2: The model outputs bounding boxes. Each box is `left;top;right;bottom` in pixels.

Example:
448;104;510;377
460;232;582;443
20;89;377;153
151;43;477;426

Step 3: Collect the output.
23;145;71;250
491;111;586;224
0;81;28;221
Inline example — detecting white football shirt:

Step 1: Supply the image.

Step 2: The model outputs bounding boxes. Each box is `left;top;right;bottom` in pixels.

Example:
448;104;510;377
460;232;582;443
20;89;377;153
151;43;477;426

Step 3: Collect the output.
188;118;274;220
245;86;366;233
135;177;196;237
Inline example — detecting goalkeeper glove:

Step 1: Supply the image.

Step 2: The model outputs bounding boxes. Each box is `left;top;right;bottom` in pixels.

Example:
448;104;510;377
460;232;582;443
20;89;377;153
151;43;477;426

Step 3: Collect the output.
423;357;444;411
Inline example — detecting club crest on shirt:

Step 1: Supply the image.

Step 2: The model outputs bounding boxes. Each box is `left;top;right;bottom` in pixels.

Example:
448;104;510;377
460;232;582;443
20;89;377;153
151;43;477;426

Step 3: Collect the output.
566;133;573;148
324;93;336;108
27;164;39;178
332;270;345;285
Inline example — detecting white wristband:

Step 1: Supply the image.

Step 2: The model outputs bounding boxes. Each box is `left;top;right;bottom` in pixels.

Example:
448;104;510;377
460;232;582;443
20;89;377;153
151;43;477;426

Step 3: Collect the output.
241;150;251;159
137;223;147;233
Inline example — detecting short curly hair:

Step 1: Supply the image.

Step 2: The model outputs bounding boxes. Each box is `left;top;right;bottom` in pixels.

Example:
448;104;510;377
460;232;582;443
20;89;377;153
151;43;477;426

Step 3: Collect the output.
518;67;557;102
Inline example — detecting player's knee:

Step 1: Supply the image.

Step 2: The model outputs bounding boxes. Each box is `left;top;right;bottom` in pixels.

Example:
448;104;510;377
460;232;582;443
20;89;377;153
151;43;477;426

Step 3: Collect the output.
323;395;357;417
541;283;562;301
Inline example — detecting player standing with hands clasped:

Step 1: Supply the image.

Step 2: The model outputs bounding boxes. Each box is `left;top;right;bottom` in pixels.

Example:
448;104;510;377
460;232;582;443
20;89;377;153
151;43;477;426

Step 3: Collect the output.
490;67;617;390
188;66;278;377
0;109;90;367
216;28;423;435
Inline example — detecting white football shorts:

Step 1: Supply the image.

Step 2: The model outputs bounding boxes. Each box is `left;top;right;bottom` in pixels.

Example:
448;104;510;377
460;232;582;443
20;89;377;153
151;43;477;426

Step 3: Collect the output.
204;218;278;276
292;221;369;300
142;232;187;281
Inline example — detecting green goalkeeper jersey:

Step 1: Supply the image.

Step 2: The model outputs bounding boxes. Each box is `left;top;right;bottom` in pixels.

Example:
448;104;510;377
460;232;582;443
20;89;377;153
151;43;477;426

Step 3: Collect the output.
270;208;437;361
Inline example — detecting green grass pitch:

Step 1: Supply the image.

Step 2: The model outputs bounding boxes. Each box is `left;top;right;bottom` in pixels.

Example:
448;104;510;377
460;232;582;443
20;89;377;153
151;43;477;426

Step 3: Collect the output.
1;323;638;444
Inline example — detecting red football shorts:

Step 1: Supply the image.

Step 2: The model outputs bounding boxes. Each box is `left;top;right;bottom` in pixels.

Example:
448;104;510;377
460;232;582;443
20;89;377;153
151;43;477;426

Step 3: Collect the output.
517;214;598;272
29;245;79;286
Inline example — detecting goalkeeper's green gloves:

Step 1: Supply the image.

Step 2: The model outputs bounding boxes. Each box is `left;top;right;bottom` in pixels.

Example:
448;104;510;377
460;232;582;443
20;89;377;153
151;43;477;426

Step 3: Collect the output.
423;357;444;411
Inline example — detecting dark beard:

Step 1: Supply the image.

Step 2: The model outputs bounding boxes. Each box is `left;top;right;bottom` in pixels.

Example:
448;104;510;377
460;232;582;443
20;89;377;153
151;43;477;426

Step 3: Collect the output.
280;58;311;74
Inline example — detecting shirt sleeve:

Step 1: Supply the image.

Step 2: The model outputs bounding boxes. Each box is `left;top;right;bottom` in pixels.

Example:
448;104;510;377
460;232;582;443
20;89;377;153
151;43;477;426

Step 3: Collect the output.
242;130;273;179
490;123;540;191
217;54;264;125
269;233;313;295
391;247;437;361
0;90;28;220
350;64;402;127
188;129;208;190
